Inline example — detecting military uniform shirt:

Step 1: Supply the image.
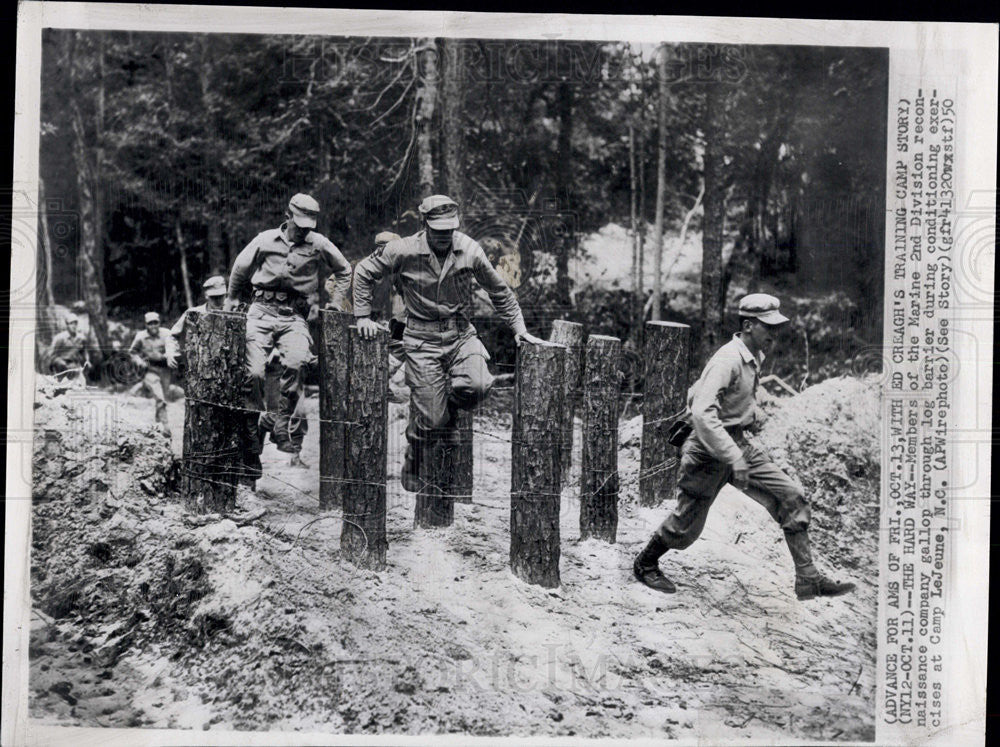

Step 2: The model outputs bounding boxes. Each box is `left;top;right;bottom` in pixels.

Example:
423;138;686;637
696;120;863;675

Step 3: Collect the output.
352;231;527;336
49;331;87;363
229;223;352;302
130;328;169;364
687;334;763;465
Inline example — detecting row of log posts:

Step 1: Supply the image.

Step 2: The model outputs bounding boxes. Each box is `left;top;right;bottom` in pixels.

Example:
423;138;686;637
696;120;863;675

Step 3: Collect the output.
181;309;246;514
182;313;688;583
639;321;691;507
548;321;585;482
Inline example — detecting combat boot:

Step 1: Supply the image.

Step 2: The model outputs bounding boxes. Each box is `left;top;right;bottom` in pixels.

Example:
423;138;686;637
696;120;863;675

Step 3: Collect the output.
784;529;855;600
794;574;856;600
401;440;425;493
633;534;676;593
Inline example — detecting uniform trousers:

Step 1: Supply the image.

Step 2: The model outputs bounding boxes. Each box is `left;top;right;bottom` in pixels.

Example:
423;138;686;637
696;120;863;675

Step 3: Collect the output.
402;322;493;442
656;430;811;550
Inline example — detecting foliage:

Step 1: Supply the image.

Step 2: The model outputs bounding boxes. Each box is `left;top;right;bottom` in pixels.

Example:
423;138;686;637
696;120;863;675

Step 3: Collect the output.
39;33;885;380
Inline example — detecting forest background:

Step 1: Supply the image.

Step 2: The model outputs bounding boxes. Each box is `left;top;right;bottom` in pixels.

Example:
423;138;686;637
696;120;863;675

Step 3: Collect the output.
35;32;887;386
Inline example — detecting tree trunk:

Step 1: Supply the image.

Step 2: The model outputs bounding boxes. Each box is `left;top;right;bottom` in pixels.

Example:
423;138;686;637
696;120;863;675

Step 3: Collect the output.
199;36;226;275
510;341;565;588
67;33;110;354
439;38;464;204
342;327;388;570
319;310;352;510
415;41;438;197
182;310;246;513
438;37;473;502
639;321;691;507
700;82;726;364
175;220;194;310
629;123;640;330
553;80;574;310
548;320;584;482
579;335;621;542
650;43;669;322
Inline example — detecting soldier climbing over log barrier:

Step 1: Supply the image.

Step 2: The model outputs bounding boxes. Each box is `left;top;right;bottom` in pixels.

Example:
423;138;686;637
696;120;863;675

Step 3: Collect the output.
224;193;353;490
352;194;543;510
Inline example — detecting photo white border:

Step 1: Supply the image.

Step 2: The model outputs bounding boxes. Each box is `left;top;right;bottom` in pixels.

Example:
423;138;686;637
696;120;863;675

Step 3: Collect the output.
7;4;996;745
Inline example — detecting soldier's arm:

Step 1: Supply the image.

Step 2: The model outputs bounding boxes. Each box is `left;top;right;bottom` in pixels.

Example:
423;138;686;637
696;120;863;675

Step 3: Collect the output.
320;240;353;310
470;243;527;336
128;331;143;355
352;241;399;319
689;356;743;464
165;313;185;361
227;239;260;302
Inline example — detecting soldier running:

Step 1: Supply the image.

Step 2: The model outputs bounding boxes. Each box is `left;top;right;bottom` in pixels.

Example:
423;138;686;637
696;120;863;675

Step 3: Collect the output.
353;194;542;491
633;294;857;601
47;315;91;379
129;311;173;430
226;193;352;486
165;275;228;377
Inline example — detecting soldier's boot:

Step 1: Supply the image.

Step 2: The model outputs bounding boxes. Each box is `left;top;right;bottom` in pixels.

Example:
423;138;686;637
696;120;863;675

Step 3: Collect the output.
154;400;170;434
437;391;469;445
401;438;427;493
633;534;677;593
785;529;856;600
289;453;309;468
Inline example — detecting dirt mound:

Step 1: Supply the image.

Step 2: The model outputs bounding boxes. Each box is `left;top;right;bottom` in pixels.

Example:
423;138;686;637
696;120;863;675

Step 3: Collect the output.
755;375;881;573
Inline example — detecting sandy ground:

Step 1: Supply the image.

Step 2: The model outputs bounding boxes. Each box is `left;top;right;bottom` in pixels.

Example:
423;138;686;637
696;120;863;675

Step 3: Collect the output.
28;377;877;740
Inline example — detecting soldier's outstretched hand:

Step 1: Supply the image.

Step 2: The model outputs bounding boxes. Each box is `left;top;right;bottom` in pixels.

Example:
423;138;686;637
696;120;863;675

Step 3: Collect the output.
356;317;387;340
515;330;545;347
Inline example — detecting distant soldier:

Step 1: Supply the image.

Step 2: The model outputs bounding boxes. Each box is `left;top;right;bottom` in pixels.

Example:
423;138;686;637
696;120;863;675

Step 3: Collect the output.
633;294;857;601
226;193;352;484
129;311;173;429
47;315;91;379
353;194;542;491
166;275;228;377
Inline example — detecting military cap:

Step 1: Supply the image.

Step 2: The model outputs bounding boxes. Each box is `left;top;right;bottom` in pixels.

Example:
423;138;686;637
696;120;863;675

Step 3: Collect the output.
202;275;228;297
418;195;460;230
144;311;161;323
738;293;789;325
288;193;320;229
375;231;402;246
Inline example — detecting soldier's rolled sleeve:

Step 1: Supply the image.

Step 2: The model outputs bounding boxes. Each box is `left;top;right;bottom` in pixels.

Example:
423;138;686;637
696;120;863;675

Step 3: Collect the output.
689;358;744;464
228;241;259;301
471;246;527;336
321;241;353;306
352;243;398;318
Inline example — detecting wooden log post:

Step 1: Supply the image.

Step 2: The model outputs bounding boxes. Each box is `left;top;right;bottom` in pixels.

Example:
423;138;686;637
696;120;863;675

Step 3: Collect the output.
341;326;388;570
182;310;246;514
319;310;352;510
453;408;474;504
579;335;621;542
639;321;691;507
510;341;566;588
415;439;455;528
548;320;585;481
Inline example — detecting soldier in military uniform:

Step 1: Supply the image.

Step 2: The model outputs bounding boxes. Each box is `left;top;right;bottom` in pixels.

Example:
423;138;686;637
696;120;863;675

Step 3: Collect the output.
47;315;91;379
633;294;857;601
353;194;542;491
129;311;173;429
226;193;352;485
166;275;228;378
